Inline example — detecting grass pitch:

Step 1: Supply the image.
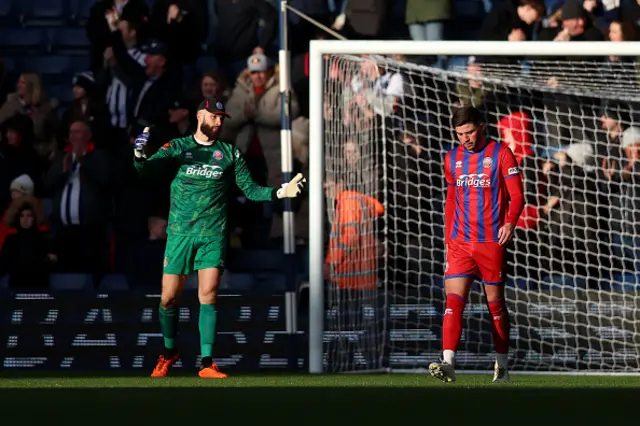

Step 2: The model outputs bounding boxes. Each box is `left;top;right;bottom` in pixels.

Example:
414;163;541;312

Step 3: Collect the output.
1;373;638;425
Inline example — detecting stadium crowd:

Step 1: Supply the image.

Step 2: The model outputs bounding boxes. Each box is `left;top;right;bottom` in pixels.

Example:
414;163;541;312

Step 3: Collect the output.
0;0;638;291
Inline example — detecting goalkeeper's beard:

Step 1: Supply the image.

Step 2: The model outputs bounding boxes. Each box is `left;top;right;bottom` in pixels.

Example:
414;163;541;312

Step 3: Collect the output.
199;123;220;141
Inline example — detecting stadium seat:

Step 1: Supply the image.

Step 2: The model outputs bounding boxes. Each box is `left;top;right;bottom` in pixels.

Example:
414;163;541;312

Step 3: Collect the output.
99;274;129;291
2;57;16;76
17;55;72;77
540;275;588;290
69;0;92;25
611;274;640;292
50;273;93;291
49;27;90;52
0;274;8;290
196;56;218;74
252;273;287;293
0;28;47;53
228;249;285;272
185;273;198;289
0;1;20;25
47;84;73;104
220;272;257;292
20;0;68;26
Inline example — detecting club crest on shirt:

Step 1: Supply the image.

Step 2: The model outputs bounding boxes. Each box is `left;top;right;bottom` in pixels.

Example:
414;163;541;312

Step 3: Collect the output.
161;143;171;151
455;160;462;169
213;150;223;160
483;157;492;169
163;257;169;267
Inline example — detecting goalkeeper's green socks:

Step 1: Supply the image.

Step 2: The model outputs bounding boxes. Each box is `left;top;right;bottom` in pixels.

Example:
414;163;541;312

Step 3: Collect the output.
199;303;217;367
159;303;179;358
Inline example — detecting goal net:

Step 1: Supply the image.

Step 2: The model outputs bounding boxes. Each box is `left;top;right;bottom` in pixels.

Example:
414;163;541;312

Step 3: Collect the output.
312;43;640;374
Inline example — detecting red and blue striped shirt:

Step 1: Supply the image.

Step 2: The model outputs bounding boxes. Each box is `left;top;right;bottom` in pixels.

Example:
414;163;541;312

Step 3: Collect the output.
444;140;525;243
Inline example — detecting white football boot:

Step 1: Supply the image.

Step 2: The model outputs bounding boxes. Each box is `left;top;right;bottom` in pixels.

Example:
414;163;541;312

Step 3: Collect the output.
492;360;510;383
429;361;456;383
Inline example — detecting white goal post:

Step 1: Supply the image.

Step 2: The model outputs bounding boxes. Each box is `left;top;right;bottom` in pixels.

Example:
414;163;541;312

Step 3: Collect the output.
308;41;640;374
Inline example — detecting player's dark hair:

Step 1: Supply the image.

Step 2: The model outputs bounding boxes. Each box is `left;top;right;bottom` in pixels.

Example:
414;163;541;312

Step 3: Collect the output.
451;106;483;128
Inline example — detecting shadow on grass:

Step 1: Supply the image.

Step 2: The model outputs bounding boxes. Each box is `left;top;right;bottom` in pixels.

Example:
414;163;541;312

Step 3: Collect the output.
0;387;636;424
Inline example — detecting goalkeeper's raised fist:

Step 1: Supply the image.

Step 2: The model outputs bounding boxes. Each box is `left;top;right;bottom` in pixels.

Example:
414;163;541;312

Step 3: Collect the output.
134;127;150;158
277;173;306;199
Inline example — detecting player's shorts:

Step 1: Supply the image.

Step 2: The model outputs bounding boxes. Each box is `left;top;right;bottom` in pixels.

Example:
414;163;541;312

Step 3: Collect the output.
163;235;226;275
445;240;505;285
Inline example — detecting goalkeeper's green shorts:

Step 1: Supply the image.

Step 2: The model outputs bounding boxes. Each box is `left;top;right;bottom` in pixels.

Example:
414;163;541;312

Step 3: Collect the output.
163;235;226;275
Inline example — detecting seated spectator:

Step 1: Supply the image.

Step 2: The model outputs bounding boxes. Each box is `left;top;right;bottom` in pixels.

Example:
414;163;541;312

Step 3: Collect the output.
0;114;41;212
607;19;638;62
59;72;106;147
0;72;58;162
0;174;47;250
0;201;55;290
45;121;112;279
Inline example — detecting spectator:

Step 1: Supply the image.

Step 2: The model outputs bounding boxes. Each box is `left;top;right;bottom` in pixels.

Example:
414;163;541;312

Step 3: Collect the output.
149;0;209;68
224;53;299;189
0;72;58;162
405;0;451;43
87;0;149;73
0;200;55;290
214;0;277;83
607;19;638;62
99;16;148;154
601;125;640;271
45;121;112;278
0;115;41;213
480;0;544;41
333;0;391;39
0;174;45;250
539;1;604;44
59;72;106;147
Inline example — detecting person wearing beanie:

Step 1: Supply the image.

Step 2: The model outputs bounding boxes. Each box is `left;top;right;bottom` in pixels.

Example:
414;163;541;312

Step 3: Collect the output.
58;72;106;147
0;174;46;251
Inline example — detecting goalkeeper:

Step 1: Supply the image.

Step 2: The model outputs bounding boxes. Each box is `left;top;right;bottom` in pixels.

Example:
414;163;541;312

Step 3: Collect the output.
133;97;305;379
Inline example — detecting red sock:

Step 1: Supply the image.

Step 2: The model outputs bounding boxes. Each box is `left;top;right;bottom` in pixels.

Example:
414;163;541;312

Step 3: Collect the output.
488;298;510;354
442;294;466;352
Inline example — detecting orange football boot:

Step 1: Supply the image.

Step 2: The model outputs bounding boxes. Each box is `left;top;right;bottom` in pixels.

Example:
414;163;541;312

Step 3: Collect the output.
198;363;228;379
150;354;179;377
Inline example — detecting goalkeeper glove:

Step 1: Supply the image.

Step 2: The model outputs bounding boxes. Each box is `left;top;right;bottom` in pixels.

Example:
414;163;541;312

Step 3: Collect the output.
277;173;306;199
134;127;150;159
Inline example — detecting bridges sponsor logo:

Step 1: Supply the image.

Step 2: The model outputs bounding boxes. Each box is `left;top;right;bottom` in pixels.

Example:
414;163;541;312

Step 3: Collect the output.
456;173;491;187
186;164;224;179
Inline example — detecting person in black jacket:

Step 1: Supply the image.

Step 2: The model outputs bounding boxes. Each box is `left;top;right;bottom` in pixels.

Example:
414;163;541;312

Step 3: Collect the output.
0;200;55;290
86;0;150;74
480;0;545;42
214;0;277;83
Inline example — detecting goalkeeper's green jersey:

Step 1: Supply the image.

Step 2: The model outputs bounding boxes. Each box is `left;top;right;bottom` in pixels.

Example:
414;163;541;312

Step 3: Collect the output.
134;135;276;237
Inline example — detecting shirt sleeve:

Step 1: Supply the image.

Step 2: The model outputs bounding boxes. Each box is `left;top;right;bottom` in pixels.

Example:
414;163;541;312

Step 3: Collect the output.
233;148;277;202
500;146;525;226
134;140;181;176
444;152;456;242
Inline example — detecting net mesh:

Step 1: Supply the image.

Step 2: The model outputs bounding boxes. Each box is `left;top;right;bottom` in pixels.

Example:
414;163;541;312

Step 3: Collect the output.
321;53;640;373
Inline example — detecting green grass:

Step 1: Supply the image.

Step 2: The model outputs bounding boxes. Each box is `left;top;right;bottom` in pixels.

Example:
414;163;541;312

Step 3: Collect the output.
1;374;638;425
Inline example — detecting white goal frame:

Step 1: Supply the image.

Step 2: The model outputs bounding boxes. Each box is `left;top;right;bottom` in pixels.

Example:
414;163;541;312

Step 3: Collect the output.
307;40;640;374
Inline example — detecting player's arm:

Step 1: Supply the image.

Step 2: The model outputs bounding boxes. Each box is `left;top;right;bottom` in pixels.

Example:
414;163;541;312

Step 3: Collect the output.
499;146;525;245
133;128;179;175
443;152;456;245
233;148;305;201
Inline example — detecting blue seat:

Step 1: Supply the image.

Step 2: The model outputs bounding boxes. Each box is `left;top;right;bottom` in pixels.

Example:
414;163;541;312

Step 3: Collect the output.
220;272;257;292
0;274;8;290
99;274;129;291
0;1;20;25
50;273;93;291
2;57;16;75
49;27;90;52
18;55;72;76
196;56;218;74
21;0;67;26
0;28;46;51
251;273;287;293
540;275;587;290
229;250;285;272
47;84;73;104
611;274;640;292
69;0;92;25
185;273;198;289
